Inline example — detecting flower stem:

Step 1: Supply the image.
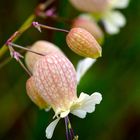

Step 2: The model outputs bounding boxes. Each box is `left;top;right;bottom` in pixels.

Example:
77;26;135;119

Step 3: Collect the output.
18;59;32;76
0;0;54;59
33;22;69;33
8;42;45;56
0;14;35;58
8;45;32;76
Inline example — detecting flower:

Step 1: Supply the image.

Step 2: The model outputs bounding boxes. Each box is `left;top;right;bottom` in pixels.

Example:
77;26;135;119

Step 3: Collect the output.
46;92;102;139
25;40;63;73
26;51;102;139
69;0;130;34
101;9;126;34
99;0;130;34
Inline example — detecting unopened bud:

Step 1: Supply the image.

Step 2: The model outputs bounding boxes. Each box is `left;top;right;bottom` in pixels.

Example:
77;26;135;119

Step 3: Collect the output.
66;28;102;58
25;40;62;73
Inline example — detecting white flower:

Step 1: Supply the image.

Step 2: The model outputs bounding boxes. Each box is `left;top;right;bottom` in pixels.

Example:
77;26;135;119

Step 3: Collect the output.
45;92;102;139
69;0;130;35
102;0;129;34
102;10;126;34
76;58;96;83
71;92;102;118
26;51;102;139
44;56;101;139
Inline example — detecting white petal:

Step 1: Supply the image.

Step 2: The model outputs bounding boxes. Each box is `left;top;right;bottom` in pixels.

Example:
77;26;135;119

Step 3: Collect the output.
79;92;102;113
90;92;102;104
60;110;70;118
71;92;102;118
80;102;96;113
76;58;96;83
102;11;126;34
103;16;119;34
109;11;126;27
45;118;60;139
71;109;87;119
111;0;130;9
78;92;90;102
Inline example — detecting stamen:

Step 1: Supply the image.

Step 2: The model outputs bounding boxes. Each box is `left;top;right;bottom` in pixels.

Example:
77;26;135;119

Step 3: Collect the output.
66;116;74;140
64;117;70;140
68;117;74;137
65;116;78;140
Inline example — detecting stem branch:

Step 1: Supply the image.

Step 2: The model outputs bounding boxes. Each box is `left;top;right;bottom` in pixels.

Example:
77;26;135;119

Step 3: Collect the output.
9;42;45;56
0;0;55;59
0;14;36;58
33;22;69;33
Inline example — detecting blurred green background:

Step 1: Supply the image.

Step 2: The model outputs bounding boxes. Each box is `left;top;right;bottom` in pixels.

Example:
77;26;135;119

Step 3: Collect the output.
0;0;140;140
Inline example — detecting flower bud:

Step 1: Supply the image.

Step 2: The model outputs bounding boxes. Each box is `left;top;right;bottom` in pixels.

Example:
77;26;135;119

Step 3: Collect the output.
32;52;77;115
66;28;102;58
26;77;49;109
69;0;110;13
25;40;62;73
72;15;104;44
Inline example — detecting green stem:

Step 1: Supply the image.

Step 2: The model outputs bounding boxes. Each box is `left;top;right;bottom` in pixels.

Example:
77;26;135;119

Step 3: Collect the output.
0;14;36;58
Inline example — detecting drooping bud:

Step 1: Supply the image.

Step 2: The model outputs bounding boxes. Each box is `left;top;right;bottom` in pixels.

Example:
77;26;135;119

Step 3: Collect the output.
72;15;104;44
26;77;49;109
69;0;110;13
25;40;62;73
32;52;77;115
66;28;102;58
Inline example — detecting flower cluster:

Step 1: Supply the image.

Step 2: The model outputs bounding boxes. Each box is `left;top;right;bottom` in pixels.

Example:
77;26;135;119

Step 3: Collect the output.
25;41;102;139
2;0;130;139
70;0;130;34
69;0;130;84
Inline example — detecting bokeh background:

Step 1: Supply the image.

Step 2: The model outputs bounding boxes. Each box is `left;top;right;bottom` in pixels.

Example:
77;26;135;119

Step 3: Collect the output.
0;0;140;140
